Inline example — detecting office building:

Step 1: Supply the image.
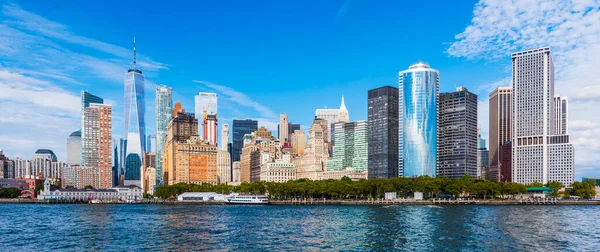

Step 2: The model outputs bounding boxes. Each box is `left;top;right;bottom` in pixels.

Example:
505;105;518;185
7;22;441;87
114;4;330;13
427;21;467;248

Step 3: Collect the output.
476;133;489;178
67;130;82;166
83;103;113;188
437;87;478;178
278;114;289;144
327;121;368;172
316;95;349;142
112;143;119;187
124;38;146;186
232;119;258;162
221;124;229;151
232;161;241;183
367;86;399;179
146;135;156;153
155;85;172;186
260;154;296;183
141;152;156;194
288;123;300;142
61;166;96;189
511;47;574;186
291;130;306;155
163;104;199;185
31;150;63;179
488;87;512;179
398;62;439;177
80;91;103;166
554;96;568;135
500;142;512;182
195;92;218;139
294;118;329;180
217;150;231;184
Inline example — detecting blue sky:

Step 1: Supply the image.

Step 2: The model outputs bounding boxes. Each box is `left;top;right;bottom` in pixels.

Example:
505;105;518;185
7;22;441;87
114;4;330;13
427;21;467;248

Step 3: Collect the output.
1;0;599;179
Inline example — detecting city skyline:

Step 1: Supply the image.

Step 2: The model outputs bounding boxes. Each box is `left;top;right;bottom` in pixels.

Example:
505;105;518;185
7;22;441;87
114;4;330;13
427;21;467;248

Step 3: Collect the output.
0;1;598;179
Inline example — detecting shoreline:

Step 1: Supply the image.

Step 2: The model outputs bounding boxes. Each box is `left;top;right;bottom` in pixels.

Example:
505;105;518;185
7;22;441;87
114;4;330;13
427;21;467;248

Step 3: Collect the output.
2;199;600;205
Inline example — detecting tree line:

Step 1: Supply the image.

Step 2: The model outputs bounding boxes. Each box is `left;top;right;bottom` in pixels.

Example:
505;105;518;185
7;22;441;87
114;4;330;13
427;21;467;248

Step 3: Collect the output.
155;175;598;200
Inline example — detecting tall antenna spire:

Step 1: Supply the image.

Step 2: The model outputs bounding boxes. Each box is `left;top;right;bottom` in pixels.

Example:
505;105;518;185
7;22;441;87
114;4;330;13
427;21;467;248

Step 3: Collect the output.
133;36;137;70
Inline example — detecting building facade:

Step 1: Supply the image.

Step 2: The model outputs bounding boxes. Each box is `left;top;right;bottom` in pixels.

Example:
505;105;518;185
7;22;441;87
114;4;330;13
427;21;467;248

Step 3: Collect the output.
67;130;82;166
367;86;399;179
291;130;306;156
437;87;478;178
327;121;368;172
83;103;113;188
554;96;568;135
221;123;229;151
488;87;512;179
278;114;289;145
80;91;103;167
511;47;574;186
62;166;96;189
315;95;349;142
124;39;146;186
217;150;231;184
155;85;173;186
398;62;439;177
260;155;296;183
476;133;489;178
232;119;258;162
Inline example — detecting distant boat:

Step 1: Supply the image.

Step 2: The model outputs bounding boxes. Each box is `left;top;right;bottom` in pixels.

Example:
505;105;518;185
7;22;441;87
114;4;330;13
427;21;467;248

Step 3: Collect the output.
225;193;270;205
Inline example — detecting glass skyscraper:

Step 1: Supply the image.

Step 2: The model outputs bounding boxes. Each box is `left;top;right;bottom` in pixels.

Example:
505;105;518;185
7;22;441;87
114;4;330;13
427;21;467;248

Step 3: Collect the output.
398;62;438;177
232;119;258;162
124;39;145;185
327;121;368;172
155;85;172;186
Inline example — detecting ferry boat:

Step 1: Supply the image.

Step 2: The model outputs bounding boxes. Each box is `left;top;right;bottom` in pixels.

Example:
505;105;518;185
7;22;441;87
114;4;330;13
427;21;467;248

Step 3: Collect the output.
225;193;270;205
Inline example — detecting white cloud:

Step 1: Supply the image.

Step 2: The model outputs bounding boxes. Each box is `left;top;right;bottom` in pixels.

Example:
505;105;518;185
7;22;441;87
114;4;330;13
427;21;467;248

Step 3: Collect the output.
0;3;169;161
193;80;278;119
448;0;600;176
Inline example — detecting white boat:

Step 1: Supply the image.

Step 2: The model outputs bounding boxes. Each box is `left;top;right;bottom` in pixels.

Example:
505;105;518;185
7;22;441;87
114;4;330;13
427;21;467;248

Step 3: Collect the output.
225;193;270;205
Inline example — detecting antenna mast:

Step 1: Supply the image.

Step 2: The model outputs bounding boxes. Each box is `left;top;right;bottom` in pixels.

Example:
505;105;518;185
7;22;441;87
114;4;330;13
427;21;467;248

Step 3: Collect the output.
133;36;137;70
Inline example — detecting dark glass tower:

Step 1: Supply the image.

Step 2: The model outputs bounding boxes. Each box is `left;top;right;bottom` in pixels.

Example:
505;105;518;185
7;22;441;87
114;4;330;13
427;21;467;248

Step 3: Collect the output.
437;87;478;178
367;86;399;178
232;119;258;162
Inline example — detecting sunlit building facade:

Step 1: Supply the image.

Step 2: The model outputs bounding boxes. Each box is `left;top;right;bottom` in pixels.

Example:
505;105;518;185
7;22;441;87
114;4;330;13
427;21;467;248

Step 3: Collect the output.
398;62;439;177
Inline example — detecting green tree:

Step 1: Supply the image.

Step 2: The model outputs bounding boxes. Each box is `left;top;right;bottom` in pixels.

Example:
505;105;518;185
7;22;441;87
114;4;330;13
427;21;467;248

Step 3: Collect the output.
84;185;94;190
572;180;596;199
0;188;22;198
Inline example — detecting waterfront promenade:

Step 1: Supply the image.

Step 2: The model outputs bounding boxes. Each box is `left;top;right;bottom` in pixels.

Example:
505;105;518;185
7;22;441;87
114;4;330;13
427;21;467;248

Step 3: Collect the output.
2;198;600;205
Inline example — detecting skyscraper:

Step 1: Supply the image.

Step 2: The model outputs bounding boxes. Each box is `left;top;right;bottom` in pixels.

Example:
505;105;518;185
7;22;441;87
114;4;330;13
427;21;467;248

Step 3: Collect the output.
112;142;119;187
124;37;146;186
195;92;218;140
291;129;306;155
488;87;512;180
155;85;172;186
512;47;574;186
316;95;349;142
554;96;568;135
398;62;439;177
146;135;156;153
367;86;399;179
80;91;103;166
278;114;289;144
67;130;82;166
203;114;218;146
232;119;258;162
476;133;489;178
83;103;113;188
437;87;478;178
221;124;230;151
327;121;368;172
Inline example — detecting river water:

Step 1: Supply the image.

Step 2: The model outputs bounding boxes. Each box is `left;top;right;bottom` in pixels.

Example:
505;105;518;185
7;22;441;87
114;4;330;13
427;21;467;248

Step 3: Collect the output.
0;204;598;251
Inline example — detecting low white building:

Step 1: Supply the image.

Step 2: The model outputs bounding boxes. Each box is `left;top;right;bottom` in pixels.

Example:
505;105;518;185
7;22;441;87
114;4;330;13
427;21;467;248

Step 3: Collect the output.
38;178;142;202
177;192;228;202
